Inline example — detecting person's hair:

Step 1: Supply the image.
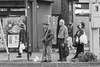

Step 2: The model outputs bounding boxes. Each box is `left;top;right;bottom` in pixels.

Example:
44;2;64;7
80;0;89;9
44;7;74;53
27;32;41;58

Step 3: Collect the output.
81;22;85;29
77;25;80;29
59;19;65;25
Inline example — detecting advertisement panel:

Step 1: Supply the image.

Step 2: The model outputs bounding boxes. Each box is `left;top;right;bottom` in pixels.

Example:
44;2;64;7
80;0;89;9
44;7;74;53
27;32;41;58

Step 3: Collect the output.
43;15;58;44
8;34;19;48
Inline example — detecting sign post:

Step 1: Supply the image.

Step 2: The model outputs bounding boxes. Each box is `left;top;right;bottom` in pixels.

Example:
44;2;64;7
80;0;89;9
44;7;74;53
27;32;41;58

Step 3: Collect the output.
0;18;10;61
25;0;29;61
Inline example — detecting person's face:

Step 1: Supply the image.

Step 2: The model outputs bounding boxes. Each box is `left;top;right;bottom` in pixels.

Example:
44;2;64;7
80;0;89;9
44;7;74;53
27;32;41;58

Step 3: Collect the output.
59;21;63;26
79;24;82;29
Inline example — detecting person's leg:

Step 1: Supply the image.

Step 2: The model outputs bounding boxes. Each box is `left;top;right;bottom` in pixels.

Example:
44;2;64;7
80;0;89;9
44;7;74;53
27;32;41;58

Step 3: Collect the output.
47;46;52;62
80;44;84;53
42;45;47;62
61;49;66;62
16;46;22;58
58;39;62;61
62;57;66;62
58;39;64;61
18;51;22;56
72;45;79;59
73;44;84;59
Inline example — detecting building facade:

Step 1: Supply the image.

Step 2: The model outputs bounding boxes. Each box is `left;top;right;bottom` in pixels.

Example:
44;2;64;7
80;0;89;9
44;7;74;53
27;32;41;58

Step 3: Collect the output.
0;0;53;52
52;0;100;59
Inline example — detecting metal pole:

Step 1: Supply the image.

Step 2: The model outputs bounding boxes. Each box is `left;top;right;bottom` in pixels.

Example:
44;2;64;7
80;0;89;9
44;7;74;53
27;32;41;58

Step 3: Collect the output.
36;0;39;52
25;0;29;61
89;0;93;53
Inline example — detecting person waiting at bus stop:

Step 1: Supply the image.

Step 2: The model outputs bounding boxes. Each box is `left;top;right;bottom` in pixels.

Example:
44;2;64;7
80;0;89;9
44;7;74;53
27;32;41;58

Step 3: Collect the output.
41;22;54;62
72;22;85;59
58;19;69;62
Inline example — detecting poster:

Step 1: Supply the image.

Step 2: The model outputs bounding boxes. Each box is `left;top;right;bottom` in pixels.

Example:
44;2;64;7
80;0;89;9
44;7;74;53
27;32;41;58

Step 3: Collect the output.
49;16;58;44
43;15;58;44
2;16;26;48
8;34;19;48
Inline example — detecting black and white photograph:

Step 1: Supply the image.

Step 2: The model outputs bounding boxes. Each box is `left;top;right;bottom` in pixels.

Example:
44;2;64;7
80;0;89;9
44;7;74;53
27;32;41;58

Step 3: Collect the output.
0;0;99;67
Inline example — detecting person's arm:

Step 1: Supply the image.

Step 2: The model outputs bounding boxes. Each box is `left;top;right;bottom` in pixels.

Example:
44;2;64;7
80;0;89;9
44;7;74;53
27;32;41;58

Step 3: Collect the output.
46;29;54;42
74;30;79;38
64;26;69;43
19;29;24;43
78;29;84;37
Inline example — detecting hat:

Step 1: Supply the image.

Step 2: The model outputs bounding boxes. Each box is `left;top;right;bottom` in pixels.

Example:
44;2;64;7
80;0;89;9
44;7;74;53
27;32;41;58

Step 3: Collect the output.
81;22;85;29
43;22;50;25
20;24;24;28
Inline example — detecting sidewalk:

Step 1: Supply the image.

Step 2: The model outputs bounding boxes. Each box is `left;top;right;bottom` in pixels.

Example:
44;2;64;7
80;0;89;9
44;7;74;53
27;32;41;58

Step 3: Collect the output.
0;52;100;67
0;51;74;62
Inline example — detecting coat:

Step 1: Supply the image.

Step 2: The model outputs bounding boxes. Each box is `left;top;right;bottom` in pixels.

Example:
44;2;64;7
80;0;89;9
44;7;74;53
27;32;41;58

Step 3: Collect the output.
19;28;26;44
42;28;54;46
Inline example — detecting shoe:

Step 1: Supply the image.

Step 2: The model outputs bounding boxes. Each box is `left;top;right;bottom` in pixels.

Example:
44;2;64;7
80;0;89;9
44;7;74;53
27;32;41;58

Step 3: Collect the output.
58;59;61;61
72;56;77;59
16;55;22;58
29;52;32;56
61;59;66;62
47;60;52;62
41;60;47;62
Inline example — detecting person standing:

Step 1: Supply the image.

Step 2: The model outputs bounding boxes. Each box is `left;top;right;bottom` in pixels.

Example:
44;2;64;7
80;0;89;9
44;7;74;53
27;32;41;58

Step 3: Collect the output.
58;19;69;61
16;24;26;58
16;24;31;58
41;22;54;62
68;22;73;38
72;22;85;59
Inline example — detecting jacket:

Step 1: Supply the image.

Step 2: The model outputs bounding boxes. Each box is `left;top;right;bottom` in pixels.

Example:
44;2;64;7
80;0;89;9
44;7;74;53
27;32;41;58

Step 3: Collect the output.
42;28;54;46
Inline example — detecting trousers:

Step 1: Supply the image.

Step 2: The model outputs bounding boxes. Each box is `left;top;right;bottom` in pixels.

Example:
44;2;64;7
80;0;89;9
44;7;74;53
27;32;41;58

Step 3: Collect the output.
42;45;52;61
58;38;66;61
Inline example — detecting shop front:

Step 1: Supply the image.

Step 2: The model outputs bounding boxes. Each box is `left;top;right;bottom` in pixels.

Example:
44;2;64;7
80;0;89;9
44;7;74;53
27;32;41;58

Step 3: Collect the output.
0;0;54;52
0;0;26;51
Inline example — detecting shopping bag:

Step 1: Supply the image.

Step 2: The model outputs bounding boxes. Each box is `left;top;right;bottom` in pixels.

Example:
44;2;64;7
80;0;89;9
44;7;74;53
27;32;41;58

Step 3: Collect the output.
33;56;40;62
19;43;25;53
80;32;88;44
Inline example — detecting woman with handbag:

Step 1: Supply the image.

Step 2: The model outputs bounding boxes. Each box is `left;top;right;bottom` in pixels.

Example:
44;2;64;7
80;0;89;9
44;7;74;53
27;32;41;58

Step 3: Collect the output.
16;24;31;58
72;22;85;59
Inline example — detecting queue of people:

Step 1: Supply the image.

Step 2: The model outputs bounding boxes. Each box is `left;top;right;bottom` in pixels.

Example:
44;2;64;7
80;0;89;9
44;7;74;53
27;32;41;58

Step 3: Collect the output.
14;18;87;62
41;19;87;62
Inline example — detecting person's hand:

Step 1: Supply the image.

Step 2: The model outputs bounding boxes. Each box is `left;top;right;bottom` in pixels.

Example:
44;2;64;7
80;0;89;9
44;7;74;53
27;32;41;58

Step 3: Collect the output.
41;38;45;43
61;43;64;47
64;40;67;44
20;42;22;44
